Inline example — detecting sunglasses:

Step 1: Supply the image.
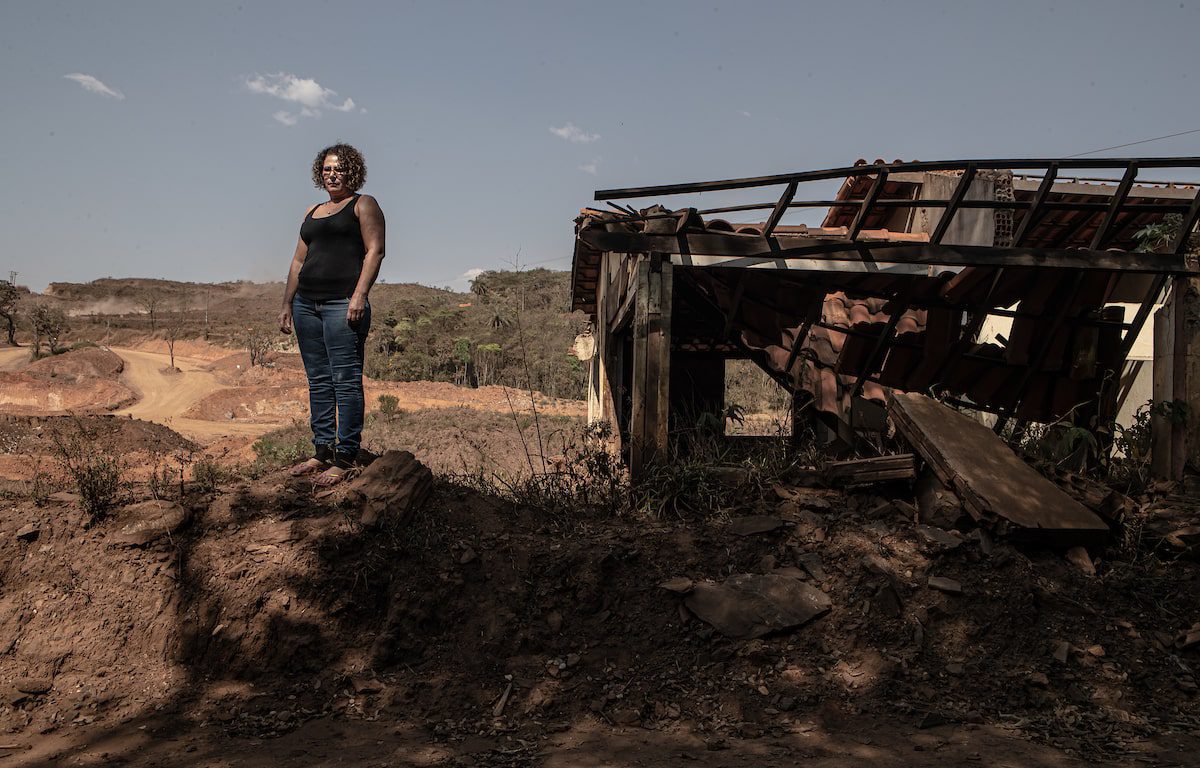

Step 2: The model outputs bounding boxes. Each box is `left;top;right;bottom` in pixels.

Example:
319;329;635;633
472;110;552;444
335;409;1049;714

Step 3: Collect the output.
322;166;346;176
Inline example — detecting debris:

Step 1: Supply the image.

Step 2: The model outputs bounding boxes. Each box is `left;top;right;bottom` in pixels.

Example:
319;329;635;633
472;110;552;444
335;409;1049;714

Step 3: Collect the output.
916;525;963;551
728;515;787;537
659;577;694;594
492;681;513;718
683;572;832;639
918;711;951;729
796;552;827;581
109;500;190;547
47;491;80;505
545;610;564;633
1053;641;1071;663
915;468;964;529
823;454;916;486
15;523;38;542
350;677;384;695
458;546;478;565
1065;546;1096;576
1028;671;1050;687
13;678;51;695
889;393;1108;540
344;450;433;528
927;576;962;594
1165;526;1200;550
1177;623;1200;650
1086;645;1106;658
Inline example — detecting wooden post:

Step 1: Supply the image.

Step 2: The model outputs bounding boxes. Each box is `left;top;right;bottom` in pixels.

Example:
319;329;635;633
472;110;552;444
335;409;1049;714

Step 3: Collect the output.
1152;277;1200;480
629;255;673;479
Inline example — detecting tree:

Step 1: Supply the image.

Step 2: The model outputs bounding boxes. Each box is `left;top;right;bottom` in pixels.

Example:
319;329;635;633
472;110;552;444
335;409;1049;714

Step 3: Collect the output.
0;279;19;346
163;304;187;370
29;303;68;357
137;290;162;332
241;326;276;367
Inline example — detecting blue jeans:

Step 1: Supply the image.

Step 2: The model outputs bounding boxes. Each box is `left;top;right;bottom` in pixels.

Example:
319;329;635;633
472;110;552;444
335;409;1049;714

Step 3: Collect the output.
292;294;370;462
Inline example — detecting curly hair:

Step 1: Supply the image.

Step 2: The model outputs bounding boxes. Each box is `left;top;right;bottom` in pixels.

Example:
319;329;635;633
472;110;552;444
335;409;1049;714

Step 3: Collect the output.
310;143;367;192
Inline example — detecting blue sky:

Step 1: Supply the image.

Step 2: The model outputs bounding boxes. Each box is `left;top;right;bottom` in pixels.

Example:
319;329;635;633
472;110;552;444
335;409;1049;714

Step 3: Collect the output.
2;0;1198;293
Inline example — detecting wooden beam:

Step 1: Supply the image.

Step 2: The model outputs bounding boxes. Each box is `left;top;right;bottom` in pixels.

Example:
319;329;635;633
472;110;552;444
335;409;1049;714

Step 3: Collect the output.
1090;162;1138;250
595;157;1200;201
762;181;798;238
849;169;889;240
930;165;976;245
581;229;1195;273
1013;163;1058;247
1173;187;1200;255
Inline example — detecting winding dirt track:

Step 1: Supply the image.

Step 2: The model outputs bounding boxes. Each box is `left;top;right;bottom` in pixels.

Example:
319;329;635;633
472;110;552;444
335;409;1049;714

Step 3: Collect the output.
110;347;284;443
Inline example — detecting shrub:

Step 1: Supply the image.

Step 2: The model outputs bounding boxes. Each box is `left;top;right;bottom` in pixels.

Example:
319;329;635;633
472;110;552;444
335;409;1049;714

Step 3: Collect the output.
49;417;126;523
377;394;400;423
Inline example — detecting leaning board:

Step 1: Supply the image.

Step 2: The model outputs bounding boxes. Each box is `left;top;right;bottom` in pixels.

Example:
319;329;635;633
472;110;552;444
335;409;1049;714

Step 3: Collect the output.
889;393;1108;535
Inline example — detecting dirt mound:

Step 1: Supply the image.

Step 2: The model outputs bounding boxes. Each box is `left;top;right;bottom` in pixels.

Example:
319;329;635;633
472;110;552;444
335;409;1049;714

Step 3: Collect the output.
0;415;196;481
25;347;125;380
0;373;135;415
1;468;1197;764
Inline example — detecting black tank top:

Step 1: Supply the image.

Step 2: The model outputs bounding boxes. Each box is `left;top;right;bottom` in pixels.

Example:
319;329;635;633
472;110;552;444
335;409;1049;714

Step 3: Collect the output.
297;195;365;300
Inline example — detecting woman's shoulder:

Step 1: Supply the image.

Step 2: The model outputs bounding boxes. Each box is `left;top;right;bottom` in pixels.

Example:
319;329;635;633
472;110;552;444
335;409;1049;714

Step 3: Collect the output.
303;202;321;218
354;194;383;215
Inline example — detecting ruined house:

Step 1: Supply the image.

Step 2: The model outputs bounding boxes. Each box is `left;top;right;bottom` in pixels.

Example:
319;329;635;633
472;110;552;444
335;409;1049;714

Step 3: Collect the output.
568;158;1200;477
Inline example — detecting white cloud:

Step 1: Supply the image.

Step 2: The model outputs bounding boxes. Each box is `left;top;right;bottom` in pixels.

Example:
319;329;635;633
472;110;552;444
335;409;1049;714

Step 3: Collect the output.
550;122;600;144
461;268;486;281
578;157;600;175
739;110;752;118
63;73;124;100
244;72;356;122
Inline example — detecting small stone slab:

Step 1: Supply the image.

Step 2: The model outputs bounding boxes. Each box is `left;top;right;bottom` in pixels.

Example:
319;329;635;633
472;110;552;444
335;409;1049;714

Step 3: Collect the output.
109;500;190;547
659;577;695;594
927;576;962;594
728;515;787;537
13;678;51;695
684;573;832;639
15;524;39;542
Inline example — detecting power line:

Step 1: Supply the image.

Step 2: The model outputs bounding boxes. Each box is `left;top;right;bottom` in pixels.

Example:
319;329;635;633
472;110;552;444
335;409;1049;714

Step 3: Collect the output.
1066;127;1200;158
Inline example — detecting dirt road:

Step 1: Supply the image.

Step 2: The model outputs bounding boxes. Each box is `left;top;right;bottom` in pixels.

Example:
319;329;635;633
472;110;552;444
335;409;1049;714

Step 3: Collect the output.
111;347;284;443
0;346;27;371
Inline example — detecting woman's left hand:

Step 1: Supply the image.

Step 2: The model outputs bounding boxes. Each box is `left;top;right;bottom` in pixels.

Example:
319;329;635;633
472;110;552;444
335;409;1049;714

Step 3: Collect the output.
348;293;368;324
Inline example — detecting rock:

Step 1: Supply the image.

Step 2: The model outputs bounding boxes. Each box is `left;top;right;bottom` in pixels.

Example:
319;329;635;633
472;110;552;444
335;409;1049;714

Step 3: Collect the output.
458;547;478;565
47;491;81;505
683;573;832;639
1165;526;1200;549
797;552;827;581
915;468;962;528
1052;641;1070;663
918;711;950;729
611;707;641;726
927;576;962;594
1027;671;1050;687
1085;644;1106;658
916;525;962;551
14;678;52;695
1176;622;1200;650
728;515;787;537
545;611;564;633
109;501;190;547
350;677;384;695
15;524;39;542
345;450;432;528
659;577;694;594
1065;546;1096;576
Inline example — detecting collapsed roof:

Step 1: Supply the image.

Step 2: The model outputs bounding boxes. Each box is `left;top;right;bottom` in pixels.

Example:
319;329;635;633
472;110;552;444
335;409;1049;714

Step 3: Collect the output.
571;158;1200;432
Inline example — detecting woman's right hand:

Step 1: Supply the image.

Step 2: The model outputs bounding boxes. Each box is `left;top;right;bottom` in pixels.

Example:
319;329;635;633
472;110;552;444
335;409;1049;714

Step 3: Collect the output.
278;307;293;335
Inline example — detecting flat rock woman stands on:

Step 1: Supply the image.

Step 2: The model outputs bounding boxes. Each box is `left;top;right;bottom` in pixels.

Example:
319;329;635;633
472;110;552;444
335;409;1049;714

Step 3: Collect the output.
278;143;385;485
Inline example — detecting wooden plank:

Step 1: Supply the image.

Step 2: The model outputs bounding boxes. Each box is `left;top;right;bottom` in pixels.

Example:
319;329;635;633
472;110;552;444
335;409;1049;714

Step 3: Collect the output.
581;229;1195;273
629;261;651;477
930;165;976;245
889;393;1108;537
1090;163;1138;250
1013;163;1058;247
1173;187;1200;255
648;258;673;458
762;181;798;238
849;169;888;240
595;157;1200;201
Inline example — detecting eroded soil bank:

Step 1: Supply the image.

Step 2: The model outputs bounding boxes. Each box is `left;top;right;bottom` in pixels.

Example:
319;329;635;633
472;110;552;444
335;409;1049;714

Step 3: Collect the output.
2;462;1199;766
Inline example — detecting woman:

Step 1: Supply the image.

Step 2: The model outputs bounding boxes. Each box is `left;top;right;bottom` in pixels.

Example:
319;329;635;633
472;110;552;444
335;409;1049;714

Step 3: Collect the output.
278;143;385;485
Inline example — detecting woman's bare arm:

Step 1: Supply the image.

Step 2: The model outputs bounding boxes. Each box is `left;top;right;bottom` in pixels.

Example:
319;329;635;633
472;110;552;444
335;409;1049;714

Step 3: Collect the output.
348;195;385;324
